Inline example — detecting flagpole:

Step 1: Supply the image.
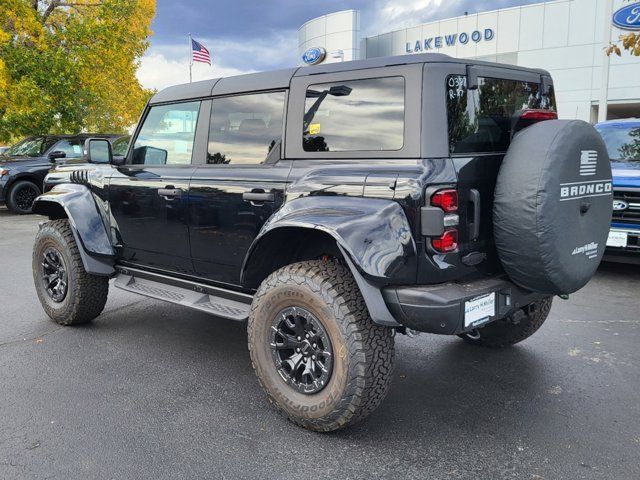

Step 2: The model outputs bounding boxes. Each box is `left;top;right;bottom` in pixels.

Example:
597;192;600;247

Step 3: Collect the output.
188;33;192;83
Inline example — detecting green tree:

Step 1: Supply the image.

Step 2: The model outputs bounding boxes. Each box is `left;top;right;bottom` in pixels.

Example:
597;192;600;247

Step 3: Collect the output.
0;0;155;142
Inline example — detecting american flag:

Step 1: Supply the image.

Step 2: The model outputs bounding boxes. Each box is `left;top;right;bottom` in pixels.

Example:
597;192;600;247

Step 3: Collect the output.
191;38;211;65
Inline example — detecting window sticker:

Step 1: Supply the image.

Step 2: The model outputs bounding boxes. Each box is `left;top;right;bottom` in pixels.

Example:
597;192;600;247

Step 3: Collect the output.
309;123;321;135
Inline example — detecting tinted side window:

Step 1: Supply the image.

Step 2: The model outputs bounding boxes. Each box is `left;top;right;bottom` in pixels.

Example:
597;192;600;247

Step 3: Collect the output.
53;139;83;158
446;75;556;154
207;91;285;165
303;77;405;152
132;101;200;165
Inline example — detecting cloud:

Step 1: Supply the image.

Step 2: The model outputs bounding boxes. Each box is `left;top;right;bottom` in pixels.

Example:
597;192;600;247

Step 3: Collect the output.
363;0;543;35
137;51;253;91
138;30;298;91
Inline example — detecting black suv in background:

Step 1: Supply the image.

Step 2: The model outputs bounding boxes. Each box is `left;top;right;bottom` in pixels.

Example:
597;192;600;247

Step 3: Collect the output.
31;53;612;432
0;134;124;214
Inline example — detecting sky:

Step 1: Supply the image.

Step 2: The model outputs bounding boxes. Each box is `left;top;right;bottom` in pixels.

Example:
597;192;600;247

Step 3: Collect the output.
137;0;546;91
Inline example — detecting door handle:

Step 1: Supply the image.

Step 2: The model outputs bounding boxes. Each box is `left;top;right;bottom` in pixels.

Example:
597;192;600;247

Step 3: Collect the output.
242;191;274;203
158;187;182;198
468;189;481;241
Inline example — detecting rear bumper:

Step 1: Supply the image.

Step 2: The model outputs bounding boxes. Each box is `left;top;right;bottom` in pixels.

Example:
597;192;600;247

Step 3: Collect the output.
382;276;546;335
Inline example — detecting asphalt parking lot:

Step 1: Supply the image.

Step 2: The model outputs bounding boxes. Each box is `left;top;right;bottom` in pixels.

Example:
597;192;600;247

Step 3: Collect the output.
0;209;638;480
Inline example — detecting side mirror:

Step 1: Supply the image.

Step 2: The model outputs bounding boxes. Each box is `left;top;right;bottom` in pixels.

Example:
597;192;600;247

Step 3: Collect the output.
48;150;66;162
86;138;112;164
111;155;126;166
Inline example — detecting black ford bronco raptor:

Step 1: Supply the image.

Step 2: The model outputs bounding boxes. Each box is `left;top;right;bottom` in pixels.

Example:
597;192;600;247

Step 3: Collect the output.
31;53;613;432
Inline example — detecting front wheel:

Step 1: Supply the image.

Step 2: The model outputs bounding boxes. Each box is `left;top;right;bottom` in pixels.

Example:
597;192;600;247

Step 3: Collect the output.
459;297;553;348
32;219;109;325
248;260;395;432
7;180;40;214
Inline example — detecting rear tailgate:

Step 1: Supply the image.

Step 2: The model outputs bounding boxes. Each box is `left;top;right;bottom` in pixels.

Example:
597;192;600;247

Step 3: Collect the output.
431;64;556;276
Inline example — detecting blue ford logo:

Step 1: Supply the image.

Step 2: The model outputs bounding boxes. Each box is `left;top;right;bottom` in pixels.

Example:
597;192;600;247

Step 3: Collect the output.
613;199;629;211
613;2;640;30
302;47;326;65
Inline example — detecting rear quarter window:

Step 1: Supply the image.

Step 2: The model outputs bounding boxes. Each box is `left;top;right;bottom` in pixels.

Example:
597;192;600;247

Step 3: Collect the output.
303;76;405;152
446;75;556;155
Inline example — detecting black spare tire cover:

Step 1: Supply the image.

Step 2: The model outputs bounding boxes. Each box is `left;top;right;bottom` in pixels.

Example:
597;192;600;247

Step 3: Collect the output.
494;120;612;295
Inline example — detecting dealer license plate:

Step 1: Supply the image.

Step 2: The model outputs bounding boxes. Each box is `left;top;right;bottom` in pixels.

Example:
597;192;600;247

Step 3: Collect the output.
464;293;496;328
606;230;627;248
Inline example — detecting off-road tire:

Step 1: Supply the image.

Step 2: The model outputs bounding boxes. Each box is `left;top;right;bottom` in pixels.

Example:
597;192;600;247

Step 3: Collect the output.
248;260;395;432
459;297;553;348
32;219;109;325
7;180;40;214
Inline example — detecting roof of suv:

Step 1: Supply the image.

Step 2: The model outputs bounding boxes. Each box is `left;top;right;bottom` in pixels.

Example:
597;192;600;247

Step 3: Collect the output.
150;52;550;105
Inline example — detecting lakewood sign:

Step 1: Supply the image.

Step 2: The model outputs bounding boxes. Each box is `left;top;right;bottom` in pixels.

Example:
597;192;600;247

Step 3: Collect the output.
406;28;495;52
612;2;640;30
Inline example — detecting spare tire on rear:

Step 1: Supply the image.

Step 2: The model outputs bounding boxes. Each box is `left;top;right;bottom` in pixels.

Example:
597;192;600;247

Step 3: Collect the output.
494;119;612;295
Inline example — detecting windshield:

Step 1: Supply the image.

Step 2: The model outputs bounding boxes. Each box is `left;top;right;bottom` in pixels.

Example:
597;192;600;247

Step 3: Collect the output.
595;123;640;163
5;137;57;157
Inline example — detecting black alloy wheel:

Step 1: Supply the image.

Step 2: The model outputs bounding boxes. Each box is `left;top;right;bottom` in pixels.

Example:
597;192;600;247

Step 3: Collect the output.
15;183;39;211
41;247;68;302
270;306;333;394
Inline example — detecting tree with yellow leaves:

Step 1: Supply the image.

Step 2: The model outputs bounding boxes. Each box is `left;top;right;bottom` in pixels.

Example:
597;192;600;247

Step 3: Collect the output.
0;0;155;142
606;1;640;57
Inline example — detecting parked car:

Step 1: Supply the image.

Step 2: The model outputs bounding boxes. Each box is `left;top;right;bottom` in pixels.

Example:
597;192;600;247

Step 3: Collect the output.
0;134;122;214
30;53;612;432
595;119;640;263
44;135;131;189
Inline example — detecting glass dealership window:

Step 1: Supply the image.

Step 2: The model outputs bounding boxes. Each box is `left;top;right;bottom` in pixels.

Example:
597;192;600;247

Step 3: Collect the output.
303;77;405;152
207;91;285;165
446;75;556;154
132;101;200;165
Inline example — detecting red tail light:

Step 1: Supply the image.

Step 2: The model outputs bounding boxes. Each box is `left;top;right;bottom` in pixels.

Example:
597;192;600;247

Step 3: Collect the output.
432;229;458;253
520;109;557;121
431;189;458;212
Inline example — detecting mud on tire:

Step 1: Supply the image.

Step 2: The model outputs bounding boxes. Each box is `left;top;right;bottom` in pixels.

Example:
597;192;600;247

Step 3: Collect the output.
32;219;109;325
459;297;553;348
247;260;395;432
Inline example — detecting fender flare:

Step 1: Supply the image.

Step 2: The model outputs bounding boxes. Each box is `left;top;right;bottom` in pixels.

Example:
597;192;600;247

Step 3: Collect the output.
32;184;115;276
242;196;418;327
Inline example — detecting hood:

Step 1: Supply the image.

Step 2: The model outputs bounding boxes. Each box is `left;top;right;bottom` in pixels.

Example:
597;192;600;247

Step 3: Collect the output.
0;155;48;166
611;161;640;188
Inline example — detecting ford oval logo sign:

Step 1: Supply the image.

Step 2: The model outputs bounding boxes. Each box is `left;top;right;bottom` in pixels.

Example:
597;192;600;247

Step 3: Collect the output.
613;199;629;211
302;47;326;65
613;2;640;30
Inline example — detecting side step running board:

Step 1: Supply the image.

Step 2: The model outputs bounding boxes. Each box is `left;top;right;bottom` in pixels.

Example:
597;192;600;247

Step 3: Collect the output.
113;267;252;321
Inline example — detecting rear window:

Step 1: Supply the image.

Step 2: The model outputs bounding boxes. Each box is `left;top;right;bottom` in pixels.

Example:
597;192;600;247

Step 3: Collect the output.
446;75;556;154
303;76;405;152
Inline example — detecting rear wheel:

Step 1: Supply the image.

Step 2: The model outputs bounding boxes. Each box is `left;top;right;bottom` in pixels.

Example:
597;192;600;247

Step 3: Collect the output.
248;260;395;432
32;219;109;325
7;180;40;214
459;297;553;348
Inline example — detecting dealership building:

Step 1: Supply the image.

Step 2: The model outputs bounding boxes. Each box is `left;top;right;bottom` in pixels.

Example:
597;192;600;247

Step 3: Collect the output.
297;0;640;122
